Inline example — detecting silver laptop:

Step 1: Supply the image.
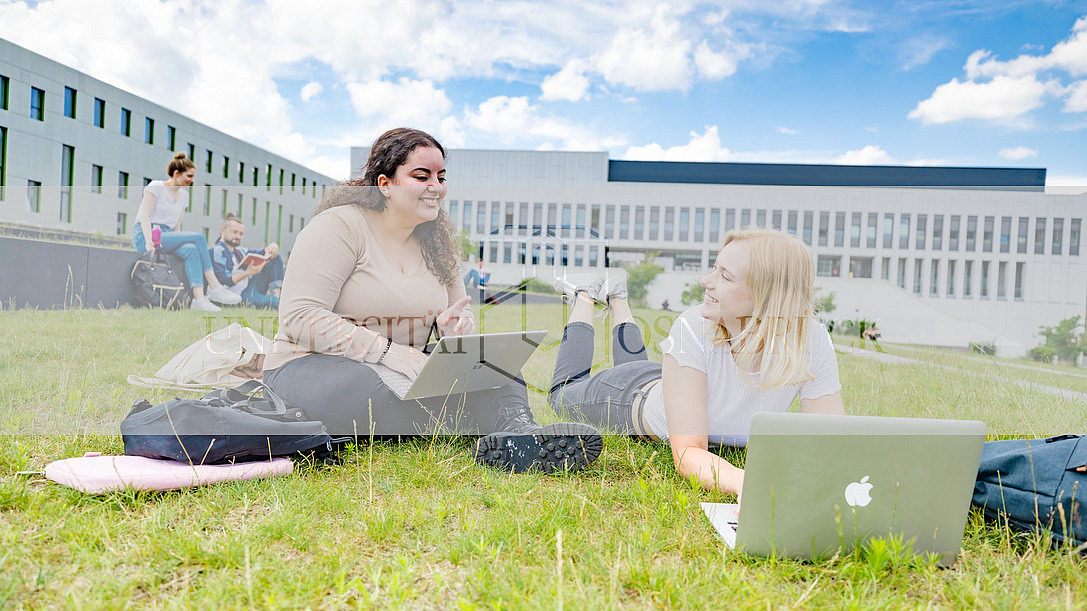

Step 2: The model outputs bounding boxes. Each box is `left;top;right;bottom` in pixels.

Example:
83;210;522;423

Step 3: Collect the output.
701;412;986;566
366;330;547;400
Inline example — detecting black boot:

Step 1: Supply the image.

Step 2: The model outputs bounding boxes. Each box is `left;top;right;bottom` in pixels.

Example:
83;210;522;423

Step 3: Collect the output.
474;403;603;474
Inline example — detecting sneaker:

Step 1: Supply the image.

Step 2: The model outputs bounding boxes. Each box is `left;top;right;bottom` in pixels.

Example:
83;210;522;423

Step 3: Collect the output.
554;273;605;305
190;297;221;312
604;269;628;303
474;422;603;474
206;285;242;305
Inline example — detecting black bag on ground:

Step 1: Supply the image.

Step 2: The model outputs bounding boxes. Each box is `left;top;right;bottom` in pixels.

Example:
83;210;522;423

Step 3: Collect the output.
121;381;341;465
130;250;187;309
972;435;1087;548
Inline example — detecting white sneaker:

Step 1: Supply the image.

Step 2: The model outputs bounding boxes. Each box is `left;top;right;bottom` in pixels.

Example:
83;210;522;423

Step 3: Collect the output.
206;285;242;305
190;297;221;312
554;273;605;304
603;269;628;302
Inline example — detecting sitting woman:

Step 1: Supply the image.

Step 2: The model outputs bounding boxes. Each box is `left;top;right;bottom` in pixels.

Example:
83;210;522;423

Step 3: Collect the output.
262;127;601;474
548;228;843;498
133;153;242;312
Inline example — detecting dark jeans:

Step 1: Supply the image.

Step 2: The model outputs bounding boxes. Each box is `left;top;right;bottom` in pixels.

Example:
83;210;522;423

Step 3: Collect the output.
264;353;531;437
242;256;284;309
548;322;662;435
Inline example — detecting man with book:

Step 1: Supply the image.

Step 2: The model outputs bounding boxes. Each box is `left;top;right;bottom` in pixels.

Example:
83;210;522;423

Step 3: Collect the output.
209;213;285;309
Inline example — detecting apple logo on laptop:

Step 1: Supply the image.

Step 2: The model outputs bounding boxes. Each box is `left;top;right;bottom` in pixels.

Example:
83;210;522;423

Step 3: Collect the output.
844;476;873;507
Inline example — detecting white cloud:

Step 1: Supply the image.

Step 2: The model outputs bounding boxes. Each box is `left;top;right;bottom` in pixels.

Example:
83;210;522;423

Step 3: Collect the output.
694;41;741;80
623;126;731;162
777;126;799;135
833;145;894;165
594;4;693;91
540;59;591;102
998;146;1038;161
300;82;323;102
1064;80;1087;113
346;78;452;129
900;35;949;70
465;96;624;151
908;75;1050;124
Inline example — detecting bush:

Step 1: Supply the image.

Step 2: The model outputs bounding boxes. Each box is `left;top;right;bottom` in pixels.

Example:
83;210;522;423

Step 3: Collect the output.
625;253;664;307
1037;315;1085;367
519;278;556;294
970;341;997;356
681;282;705;305
1028;345;1057;363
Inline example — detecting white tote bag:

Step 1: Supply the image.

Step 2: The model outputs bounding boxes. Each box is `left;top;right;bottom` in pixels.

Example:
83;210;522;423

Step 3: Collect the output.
127;323;273;391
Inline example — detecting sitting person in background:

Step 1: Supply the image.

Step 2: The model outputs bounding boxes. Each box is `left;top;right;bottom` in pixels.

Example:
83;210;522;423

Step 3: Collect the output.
209;213;285;309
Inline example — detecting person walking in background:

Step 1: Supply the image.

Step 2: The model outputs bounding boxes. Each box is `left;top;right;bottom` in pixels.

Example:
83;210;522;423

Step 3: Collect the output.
210;213;285;310
132;153;241;312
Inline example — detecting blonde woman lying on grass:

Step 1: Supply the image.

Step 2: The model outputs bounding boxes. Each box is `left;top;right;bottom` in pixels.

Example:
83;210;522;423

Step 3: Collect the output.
549;228;844;502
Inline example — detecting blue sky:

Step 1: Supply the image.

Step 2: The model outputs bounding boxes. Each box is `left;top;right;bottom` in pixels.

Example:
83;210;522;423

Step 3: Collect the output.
1;0;1084;187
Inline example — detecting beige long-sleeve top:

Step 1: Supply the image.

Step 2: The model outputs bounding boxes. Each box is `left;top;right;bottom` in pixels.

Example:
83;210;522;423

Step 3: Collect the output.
263;204;466;372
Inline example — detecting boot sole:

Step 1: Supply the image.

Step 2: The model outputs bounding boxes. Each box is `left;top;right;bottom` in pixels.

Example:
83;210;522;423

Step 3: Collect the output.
474;423;603;474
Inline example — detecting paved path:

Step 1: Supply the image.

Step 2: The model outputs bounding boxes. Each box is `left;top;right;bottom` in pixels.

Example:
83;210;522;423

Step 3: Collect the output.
835;344;1087;403
887;343;1087;380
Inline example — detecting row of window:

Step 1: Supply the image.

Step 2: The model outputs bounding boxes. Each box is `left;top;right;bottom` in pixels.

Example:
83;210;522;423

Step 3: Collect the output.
0;76;322;196
817;255;1028;301
448;200;1084;257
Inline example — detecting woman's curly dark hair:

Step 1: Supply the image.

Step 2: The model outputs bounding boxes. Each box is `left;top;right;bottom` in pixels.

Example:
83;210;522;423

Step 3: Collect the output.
314;128;460;287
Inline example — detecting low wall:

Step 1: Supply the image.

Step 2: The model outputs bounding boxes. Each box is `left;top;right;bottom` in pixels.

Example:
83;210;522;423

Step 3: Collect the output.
0;236;188;309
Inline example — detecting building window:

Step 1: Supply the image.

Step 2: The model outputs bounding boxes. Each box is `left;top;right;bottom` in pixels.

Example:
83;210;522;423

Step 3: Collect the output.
694;208;705;242
649;206;660;240
1016;217;1028;254
754;209;765;227
915;214;927;250
980;261;989;298
30;86;45;121
120;108;131;136
881;257;890;280
93;97;105;128
266;164;273;189
741;209;751;227
949;215;960;250
897;258;906;288
291;173;296;190
866;213;877;248
884;214;896;249
966;216;977;251
1070;219;1081;256
662;207;672;240
997;261;1007;298
144;117;154;144
166;126;176;150
913;258;923;294
849;257;873;278
816;255;840;277
116;212;127;235
802;211;813;245
929;260;939;296
819;211;830;246
1052;218;1064;255
999;216;1011;253
982;216;994;252
222;189;228;218
786;210;798;236
478;203;489;235
561;203;570;236
63;86;76;119
771;209;781;230
677;207;688;241
236;192;243;216
849;212;861;248
60;145;74;223
118;171;129;198
710;209;721;243
223;156;230;179
899;214;910;250
1014;262;1024;299
252;166;258;186
252;197;258;225
203;185;211;216
964;261;973;297
91;165;103;193
448;201;459;229
27;180;42;212
206;150;213;173
0;74;8;110
279;169;284;194
0;126;6;200
932;215;943;251
1034;217;1046;254
238;161;245;183
834;212;845;247
946;260;956;297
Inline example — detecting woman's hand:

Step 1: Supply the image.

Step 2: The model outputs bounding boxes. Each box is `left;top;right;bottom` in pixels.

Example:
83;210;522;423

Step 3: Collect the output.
436;296;475;336
380;341;427;380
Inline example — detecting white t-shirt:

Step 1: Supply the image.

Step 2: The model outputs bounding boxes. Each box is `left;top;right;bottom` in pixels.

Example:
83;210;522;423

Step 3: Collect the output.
144;180;189;228
642;306;841;446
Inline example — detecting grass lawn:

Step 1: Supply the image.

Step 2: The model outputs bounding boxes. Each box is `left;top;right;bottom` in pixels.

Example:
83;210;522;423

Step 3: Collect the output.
2;304;1085;607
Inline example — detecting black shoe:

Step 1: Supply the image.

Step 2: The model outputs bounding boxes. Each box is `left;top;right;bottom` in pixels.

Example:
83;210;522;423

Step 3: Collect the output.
474;422;603;474
492;402;542;434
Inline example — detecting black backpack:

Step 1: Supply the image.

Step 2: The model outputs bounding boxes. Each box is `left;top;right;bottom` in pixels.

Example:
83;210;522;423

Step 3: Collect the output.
130;250;187;309
121;381;346;465
972;435;1087;548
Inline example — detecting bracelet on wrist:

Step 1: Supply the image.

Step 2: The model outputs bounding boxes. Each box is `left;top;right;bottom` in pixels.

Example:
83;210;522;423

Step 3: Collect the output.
376;337;392;364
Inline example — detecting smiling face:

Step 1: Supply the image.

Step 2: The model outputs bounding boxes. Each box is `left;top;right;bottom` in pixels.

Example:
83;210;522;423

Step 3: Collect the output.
699;241;754;337
221;219;244;248
377;146;447;227
170;167;196;187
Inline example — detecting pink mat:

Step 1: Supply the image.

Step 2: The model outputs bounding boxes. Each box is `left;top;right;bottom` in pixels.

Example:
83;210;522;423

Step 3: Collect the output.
45;452;293;494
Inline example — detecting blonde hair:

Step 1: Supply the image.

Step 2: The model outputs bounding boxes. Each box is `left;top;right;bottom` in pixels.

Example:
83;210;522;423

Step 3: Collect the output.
714;227;816;390
167;152;195;177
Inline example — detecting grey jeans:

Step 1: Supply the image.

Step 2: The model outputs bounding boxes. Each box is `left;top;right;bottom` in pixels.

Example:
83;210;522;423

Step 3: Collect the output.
548;322;662;435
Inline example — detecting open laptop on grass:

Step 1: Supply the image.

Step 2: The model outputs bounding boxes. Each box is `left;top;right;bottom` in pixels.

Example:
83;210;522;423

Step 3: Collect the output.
701;412;986;566
367;330;547;400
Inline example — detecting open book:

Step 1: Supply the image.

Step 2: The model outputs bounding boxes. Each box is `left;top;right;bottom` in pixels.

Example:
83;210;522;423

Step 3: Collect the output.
239;252;273;267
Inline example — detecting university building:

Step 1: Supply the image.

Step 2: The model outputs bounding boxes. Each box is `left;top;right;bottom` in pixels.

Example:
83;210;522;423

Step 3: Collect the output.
351;147;1086;354
0;38;332;253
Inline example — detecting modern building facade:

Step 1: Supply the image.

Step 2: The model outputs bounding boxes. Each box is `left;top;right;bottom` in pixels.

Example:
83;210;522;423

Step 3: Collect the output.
351;147;1086;351
0;38;332;253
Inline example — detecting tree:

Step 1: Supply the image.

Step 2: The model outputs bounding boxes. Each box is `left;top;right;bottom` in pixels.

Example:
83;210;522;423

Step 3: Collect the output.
457;230;477;261
624;252;664;306
1036;315;1085;366
681;282;706;305
813;288;836;317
